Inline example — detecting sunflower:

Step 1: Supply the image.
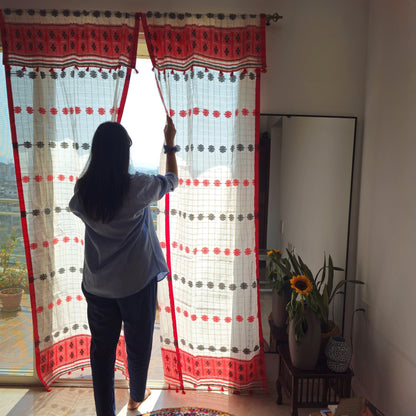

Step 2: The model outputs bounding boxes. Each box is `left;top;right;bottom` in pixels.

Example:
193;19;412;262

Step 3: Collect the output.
290;274;313;295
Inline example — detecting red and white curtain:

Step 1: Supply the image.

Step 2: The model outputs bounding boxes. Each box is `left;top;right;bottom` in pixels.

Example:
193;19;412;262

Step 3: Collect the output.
0;9;138;388
142;12;267;391
0;8;267;392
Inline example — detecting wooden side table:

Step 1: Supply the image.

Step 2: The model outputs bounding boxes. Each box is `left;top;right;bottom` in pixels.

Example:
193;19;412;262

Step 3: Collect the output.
276;344;353;416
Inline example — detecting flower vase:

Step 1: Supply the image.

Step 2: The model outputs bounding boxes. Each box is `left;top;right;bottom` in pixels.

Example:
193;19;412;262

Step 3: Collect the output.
271;287;291;328
288;308;321;370
325;336;352;373
0;288;24;312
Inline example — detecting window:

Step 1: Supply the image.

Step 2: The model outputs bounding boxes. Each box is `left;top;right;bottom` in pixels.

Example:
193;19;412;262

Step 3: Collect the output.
0;57;166;384
0;54;34;379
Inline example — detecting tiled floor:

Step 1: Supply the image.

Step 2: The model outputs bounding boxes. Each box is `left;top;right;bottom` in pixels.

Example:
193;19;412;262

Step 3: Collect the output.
0;291;322;416
0;351;320;416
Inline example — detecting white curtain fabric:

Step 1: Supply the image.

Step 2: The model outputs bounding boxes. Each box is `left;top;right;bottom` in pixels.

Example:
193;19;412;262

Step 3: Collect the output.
6;65;130;386
155;66;266;391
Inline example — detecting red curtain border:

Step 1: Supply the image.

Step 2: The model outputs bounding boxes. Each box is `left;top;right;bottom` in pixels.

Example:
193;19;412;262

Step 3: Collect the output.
254;72;268;392
37;335;128;387
0;9;139;71
141;12;267;74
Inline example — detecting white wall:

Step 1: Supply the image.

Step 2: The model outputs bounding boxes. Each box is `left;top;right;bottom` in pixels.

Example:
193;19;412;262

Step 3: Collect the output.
352;1;416;414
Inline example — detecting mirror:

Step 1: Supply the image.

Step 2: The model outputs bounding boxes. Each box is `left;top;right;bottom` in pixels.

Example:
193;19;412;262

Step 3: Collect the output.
259;114;356;334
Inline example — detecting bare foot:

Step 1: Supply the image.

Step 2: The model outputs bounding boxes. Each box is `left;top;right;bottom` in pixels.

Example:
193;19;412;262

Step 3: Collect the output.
128;388;151;410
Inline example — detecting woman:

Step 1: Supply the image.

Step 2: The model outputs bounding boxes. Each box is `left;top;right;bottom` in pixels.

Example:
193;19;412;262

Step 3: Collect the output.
69;116;178;416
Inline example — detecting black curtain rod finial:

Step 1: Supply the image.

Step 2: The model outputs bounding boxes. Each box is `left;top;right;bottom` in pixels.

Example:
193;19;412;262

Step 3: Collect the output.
265;13;283;25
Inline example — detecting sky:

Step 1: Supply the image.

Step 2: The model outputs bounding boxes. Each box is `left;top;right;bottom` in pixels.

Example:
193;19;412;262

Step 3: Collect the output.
0;58;165;170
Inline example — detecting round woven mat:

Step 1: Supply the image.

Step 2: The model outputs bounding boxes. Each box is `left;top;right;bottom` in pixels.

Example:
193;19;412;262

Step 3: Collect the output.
141;407;233;416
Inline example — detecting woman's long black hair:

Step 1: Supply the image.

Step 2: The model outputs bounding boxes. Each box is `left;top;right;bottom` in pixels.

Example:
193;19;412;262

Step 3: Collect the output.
76;121;132;223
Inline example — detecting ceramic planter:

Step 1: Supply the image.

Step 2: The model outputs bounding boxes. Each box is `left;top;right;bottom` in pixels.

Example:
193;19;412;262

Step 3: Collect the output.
271;287;291;328
324;336;352;373
288;308;321;370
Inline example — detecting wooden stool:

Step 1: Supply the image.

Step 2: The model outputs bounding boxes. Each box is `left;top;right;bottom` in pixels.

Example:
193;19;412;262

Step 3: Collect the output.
277;344;353;416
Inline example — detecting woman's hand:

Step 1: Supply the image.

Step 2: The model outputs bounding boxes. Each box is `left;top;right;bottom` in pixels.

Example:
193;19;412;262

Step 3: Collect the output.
164;115;178;176
164;115;176;147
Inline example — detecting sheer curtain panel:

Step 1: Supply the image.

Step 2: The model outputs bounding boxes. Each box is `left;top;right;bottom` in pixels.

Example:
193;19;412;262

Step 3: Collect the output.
142;12;267;392
0;8;138;388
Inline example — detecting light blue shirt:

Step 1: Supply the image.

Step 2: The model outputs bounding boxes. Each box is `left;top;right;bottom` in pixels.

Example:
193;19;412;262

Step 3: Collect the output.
69;172;178;298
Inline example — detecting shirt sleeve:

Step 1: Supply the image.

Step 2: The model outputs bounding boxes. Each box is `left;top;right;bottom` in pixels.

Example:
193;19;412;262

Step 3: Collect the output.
134;172;178;205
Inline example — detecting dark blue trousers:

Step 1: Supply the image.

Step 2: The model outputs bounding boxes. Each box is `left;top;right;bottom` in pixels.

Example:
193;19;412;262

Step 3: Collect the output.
82;278;157;416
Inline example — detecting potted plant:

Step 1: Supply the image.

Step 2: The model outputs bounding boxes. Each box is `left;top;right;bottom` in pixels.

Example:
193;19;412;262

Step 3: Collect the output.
267;249;292;328
0;227;28;312
280;249;364;369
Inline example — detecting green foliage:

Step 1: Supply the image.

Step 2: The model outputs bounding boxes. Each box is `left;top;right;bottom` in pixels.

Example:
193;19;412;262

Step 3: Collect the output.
266;249;291;295
275;248;364;342
0;227;27;290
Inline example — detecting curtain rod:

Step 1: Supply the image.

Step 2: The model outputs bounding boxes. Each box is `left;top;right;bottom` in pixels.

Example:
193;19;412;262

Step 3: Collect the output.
265;13;283;25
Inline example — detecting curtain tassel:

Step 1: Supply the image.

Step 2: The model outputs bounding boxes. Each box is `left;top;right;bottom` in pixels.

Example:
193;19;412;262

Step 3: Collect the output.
35;67;39;72
21;66;26;72
86;67;90;72
168;384;171;390
171;69;174;75
49;68;55;73
242;69;248;74
134;68;139;74
208;386;212;391
230;71;234;77
221;386;224;392
205;67;209;72
98;68;103;73
182;389;186;394
74;65;79;71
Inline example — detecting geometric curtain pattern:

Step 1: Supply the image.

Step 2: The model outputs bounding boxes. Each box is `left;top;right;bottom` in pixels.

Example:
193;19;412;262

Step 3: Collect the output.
144;13;267;391
0;8;138;388
142;11;267;74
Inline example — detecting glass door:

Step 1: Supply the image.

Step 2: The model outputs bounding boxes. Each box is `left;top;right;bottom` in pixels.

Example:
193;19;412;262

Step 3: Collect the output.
0;56;36;384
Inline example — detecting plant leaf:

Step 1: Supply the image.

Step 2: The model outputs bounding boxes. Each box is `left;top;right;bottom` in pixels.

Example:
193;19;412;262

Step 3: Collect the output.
328;279;364;304
287;249;301;275
327;255;334;297
319;254;326;288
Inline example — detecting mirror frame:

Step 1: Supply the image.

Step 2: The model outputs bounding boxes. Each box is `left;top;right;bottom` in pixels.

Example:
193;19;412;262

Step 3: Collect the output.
259;113;358;335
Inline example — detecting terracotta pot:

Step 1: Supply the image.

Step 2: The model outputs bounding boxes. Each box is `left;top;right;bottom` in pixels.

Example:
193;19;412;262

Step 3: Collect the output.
0;288;24;312
288;308;321;370
271;288;291;328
